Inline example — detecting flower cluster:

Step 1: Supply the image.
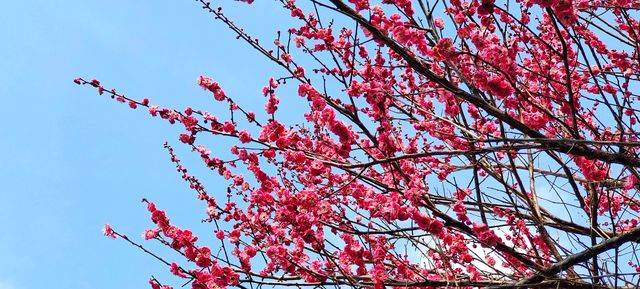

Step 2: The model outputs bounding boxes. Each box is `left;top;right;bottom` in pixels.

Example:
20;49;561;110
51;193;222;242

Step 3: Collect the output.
81;0;640;287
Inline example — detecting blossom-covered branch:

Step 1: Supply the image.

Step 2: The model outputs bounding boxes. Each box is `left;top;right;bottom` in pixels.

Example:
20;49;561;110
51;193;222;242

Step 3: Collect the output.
80;0;640;288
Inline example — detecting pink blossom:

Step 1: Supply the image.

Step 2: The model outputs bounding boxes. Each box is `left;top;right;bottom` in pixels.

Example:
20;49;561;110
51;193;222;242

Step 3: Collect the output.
198;76;226;101
434;17;444;29
102;224;117;239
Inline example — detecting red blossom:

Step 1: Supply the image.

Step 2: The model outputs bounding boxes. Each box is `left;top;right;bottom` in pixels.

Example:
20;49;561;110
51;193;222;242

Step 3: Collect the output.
102;224;117;239
80;1;640;287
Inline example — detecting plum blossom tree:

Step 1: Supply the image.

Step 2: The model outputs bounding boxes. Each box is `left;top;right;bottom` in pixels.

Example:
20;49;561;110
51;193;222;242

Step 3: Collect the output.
77;0;640;288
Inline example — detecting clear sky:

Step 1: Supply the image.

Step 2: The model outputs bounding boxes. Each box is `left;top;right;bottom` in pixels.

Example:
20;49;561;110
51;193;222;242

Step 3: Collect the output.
0;1;291;288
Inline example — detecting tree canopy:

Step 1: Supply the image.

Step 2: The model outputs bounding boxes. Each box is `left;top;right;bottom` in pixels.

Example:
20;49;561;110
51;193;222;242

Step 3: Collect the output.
78;1;640;288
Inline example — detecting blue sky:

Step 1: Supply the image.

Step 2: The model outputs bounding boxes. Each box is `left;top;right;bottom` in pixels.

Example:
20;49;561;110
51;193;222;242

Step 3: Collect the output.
0;1;292;288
